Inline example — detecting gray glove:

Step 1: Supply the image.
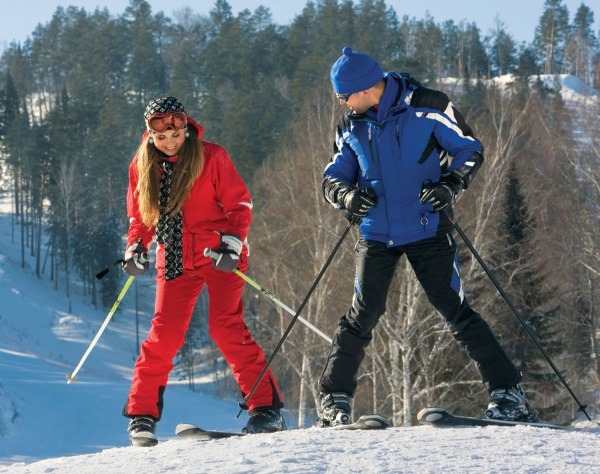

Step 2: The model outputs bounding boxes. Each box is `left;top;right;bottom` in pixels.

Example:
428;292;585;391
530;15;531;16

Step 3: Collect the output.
206;234;242;272
122;240;149;276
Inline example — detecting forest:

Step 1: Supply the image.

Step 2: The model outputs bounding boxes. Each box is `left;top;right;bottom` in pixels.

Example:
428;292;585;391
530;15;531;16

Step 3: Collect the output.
0;0;599;426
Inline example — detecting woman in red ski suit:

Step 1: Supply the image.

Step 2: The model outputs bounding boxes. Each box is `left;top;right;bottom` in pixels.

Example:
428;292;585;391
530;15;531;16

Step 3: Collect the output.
122;97;284;446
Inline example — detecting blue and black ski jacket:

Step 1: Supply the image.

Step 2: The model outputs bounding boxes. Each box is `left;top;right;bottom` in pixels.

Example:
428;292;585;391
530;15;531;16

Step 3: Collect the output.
323;72;483;246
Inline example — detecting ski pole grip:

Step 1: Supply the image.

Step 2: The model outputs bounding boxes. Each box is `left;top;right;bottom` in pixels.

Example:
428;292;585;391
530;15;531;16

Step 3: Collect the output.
344;212;361;225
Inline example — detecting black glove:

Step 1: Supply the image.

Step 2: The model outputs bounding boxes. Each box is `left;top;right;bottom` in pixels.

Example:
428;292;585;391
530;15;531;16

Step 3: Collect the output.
122;240;149;276
339;187;378;218
420;174;464;212
207;234;243;272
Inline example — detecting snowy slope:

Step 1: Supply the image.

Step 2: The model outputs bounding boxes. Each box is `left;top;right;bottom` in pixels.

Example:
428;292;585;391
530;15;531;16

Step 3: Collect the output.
1;74;600;472
4;425;600;474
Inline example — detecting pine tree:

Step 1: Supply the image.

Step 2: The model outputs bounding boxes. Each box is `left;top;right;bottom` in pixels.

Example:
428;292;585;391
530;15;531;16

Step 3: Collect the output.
490;19;517;76
514;45;541;84
495;161;562;418
124;0;168;105
565;3;597;84
403;15;444;80
1;71;31;267
534;0;570;74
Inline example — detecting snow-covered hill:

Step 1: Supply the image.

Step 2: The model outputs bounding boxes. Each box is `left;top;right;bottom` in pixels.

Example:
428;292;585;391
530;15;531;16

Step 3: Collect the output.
1;75;599;472
438;73;599;103
5;423;600;474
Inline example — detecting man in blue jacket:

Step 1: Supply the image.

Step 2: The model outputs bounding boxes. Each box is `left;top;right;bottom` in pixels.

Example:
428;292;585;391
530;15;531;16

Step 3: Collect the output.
318;47;537;426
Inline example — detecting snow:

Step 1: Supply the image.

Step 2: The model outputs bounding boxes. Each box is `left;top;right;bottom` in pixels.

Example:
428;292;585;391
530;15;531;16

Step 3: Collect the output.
5;426;600;474
1;75;600;472
438;73;600;109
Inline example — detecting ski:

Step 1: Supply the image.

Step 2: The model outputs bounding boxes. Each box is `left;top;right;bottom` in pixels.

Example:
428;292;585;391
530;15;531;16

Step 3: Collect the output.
176;414;389;441
331;414;389;430
175;423;246;440
417;407;576;431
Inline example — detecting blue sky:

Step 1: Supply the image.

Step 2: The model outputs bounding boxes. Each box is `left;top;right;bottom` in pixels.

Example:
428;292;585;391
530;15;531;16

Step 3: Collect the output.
1;0;597;50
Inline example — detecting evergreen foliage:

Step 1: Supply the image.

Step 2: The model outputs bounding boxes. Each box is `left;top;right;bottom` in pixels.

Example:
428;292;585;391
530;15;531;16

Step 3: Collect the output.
495;162;563;417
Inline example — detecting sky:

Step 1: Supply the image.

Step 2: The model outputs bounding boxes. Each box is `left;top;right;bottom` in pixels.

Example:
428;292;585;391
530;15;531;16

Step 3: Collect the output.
0;76;599;473
0;0;598;51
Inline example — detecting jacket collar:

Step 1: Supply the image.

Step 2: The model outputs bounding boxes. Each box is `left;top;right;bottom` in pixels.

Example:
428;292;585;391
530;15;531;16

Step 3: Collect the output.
351;72;420;123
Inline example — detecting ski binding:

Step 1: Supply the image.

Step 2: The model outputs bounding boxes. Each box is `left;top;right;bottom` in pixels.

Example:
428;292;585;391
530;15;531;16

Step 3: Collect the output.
332;414;389;430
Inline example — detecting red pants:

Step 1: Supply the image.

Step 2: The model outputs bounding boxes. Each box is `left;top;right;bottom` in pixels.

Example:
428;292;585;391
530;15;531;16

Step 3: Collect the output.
124;260;283;419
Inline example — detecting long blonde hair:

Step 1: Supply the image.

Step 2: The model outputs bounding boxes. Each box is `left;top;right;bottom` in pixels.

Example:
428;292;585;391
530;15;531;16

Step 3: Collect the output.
134;131;204;227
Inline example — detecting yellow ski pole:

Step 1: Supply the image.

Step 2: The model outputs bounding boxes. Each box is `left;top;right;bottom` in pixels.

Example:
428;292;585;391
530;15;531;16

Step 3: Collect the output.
233;269;332;344
66;275;135;383
203;248;332;344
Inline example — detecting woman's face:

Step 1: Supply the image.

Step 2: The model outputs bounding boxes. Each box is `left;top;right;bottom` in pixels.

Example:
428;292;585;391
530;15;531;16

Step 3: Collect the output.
151;128;186;156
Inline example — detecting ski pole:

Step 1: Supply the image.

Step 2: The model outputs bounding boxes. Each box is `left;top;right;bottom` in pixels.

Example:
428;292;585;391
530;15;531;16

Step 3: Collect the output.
204;249;332;344
234;215;357;417
66;275;135;383
95;258;126;280
96;238;143;279
234;269;332;344
445;211;591;421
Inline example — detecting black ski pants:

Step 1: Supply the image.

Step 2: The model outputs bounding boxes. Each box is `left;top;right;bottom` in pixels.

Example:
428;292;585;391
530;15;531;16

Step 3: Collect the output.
319;233;521;397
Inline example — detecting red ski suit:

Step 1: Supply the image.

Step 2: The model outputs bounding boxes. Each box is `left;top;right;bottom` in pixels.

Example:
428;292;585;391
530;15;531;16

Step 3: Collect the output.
124;119;283;420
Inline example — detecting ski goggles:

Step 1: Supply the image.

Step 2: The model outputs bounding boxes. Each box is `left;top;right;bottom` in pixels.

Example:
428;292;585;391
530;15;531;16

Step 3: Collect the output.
146;111;188;133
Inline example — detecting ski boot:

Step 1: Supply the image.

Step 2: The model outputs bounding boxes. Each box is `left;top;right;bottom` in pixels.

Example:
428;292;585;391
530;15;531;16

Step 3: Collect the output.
128;415;158;447
318;392;352;427
243;407;286;434
486;384;538;422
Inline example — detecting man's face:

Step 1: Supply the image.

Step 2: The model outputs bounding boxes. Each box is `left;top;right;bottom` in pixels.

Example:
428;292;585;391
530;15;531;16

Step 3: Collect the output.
337;90;373;114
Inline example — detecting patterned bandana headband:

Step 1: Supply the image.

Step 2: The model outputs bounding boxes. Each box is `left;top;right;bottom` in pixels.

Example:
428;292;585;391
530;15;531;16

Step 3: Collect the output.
144;96;185;120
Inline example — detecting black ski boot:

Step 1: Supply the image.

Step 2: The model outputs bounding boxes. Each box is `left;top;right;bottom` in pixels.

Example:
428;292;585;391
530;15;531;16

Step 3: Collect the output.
243;407;286;434
486;384;538;422
318;392;352;427
128;416;158;447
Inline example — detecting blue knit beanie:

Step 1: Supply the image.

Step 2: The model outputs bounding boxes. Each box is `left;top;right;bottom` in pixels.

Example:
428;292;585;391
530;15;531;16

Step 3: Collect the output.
330;46;384;95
